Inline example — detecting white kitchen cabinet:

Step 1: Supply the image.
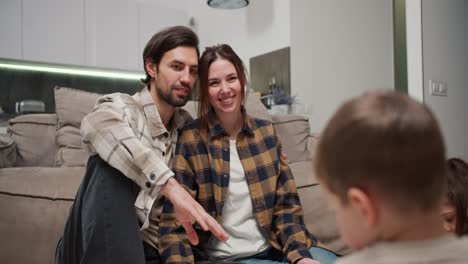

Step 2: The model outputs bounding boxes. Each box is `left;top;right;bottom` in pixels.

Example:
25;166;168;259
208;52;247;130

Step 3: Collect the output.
0;0;22;60
1;0;189;71
137;1;189;66
22;0;85;65
84;0;139;71
84;0;189;72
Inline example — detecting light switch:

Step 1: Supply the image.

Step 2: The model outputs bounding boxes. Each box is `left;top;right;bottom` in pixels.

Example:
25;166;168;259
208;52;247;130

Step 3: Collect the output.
429;80;447;96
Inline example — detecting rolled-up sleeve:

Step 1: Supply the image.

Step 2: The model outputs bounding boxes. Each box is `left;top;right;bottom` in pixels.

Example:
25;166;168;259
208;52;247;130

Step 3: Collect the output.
81;94;173;198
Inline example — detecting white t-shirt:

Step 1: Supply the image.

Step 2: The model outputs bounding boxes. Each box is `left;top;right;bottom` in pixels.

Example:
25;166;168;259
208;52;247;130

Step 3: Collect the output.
205;139;269;260
337;235;468;264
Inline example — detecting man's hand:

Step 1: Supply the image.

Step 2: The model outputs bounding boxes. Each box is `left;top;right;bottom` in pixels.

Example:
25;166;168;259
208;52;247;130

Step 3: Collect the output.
297;258;321;264
161;177;229;245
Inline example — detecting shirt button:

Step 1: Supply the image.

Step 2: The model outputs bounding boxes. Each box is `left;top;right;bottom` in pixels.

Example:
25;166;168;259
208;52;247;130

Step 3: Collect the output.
145;182;151;188
150;174;156;180
162;151;165;156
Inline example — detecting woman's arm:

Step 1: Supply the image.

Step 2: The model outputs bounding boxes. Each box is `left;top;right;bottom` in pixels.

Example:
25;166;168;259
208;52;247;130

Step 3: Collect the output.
159;132;202;264
272;135;317;263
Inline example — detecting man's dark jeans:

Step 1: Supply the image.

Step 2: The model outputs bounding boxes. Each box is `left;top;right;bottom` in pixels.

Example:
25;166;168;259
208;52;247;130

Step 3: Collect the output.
55;155;161;264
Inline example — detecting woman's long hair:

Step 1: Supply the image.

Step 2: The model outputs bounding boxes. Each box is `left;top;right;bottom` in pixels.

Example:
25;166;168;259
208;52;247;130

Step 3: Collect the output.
446;157;468;236
197;44;247;140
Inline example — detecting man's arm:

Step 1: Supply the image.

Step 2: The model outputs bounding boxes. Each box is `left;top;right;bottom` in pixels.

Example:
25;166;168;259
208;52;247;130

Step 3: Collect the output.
161;177;227;245
81;94;171;198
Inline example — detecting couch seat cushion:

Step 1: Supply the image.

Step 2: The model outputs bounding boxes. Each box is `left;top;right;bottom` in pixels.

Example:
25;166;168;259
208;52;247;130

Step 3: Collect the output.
289;160;317;188
0;167;85;199
0;167;85;264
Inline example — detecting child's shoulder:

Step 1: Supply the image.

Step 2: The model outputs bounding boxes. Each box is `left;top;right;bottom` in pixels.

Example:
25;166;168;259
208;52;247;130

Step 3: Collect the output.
337;235;468;264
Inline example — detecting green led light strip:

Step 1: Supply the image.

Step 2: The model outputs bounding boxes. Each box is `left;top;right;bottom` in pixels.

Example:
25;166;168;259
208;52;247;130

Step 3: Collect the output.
0;61;145;80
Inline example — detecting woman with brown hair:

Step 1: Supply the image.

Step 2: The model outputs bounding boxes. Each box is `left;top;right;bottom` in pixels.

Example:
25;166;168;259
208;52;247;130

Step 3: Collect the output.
442;157;468;236
158;44;337;264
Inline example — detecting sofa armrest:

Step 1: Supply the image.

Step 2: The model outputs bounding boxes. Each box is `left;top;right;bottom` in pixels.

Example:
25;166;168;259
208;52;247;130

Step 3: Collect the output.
8;113;58;167
0;135;16;168
307;132;319;161
272;114;312;163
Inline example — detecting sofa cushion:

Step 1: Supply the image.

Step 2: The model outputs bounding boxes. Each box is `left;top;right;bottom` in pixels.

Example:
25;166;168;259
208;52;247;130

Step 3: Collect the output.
298;185;350;256
54;86;102;167
57;148;89;167
272;115;312;163
0;167;85;199
289;160;317;188
7;113;58;167
0;166;85;264
245;88;272;121
0;135;16;167
54;86;102;128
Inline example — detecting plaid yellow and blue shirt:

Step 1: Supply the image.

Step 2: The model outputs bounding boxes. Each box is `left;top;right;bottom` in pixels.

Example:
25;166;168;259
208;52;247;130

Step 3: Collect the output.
159;113;317;264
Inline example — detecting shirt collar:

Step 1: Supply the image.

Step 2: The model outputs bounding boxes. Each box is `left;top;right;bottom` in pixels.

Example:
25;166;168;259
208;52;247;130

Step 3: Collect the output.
207;107;255;139
140;87;191;138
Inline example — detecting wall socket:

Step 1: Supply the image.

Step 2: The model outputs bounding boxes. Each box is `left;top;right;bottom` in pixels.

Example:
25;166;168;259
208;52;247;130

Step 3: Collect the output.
429;80;447;96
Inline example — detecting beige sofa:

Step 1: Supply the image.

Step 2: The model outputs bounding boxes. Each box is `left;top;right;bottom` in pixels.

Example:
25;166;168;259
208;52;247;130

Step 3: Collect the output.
0;87;348;264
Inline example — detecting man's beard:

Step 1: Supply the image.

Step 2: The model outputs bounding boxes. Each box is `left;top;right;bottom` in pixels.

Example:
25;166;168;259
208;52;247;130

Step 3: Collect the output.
155;80;191;107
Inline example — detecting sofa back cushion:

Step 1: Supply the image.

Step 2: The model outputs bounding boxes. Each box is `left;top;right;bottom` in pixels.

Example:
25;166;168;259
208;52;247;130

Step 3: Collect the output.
54;86;102;167
272;115;311;163
7;114;58;167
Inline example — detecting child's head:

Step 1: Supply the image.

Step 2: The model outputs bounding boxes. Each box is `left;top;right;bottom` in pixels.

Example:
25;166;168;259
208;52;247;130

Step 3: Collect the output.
314;90;446;249
442;158;468;236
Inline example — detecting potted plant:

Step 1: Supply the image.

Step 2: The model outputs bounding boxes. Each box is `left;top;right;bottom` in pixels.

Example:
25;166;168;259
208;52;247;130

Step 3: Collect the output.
270;86;295;115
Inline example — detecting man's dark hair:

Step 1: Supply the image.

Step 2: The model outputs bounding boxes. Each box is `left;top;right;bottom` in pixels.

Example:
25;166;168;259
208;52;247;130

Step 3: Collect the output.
141;26;199;85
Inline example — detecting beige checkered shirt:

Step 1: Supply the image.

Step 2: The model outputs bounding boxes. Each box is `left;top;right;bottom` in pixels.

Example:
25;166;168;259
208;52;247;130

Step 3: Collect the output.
80;87;192;248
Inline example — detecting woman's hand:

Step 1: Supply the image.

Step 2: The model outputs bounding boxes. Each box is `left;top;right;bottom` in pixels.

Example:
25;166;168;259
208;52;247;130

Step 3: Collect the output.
161;177;229;245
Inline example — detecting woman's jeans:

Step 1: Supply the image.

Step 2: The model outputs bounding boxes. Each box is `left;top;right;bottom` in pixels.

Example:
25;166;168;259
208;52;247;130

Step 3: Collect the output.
237;246;338;264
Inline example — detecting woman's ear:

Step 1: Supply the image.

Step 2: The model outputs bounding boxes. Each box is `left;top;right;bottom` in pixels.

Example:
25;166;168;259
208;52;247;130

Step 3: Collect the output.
145;59;157;79
348;187;378;228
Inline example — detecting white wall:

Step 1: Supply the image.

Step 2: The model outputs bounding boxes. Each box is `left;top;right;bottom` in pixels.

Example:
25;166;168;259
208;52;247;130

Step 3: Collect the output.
187;0;290;73
290;0;394;133
421;0;468;159
0;0;22;60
